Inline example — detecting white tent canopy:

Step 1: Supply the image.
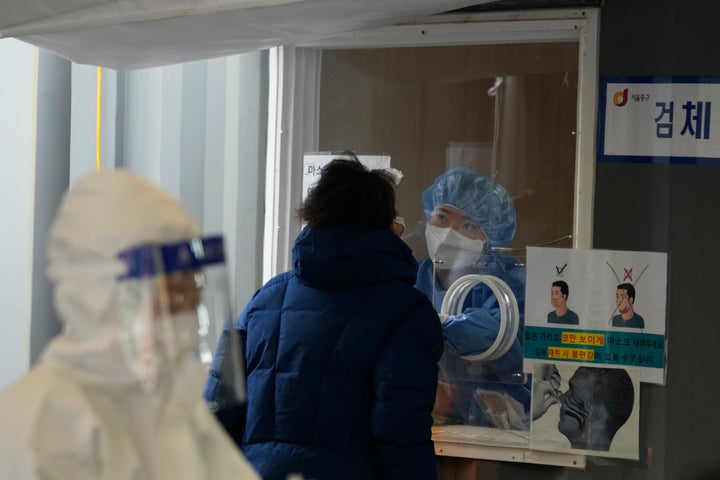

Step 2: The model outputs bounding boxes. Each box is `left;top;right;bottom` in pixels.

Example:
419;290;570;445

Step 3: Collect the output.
0;0;493;69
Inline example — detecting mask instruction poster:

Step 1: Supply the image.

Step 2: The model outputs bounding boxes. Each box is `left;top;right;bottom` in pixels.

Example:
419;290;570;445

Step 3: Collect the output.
523;247;668;385
302;153;391;201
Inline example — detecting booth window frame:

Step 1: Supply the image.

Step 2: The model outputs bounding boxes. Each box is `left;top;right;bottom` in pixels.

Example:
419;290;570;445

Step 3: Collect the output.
262;8;598;467
263;8;599;282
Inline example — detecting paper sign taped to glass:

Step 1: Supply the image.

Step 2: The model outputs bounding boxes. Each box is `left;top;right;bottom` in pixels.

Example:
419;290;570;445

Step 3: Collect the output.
302;153;392;201
523;247;668;385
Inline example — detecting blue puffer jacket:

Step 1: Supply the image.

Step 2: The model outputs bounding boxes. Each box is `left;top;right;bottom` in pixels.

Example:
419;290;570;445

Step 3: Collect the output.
208;225;443;480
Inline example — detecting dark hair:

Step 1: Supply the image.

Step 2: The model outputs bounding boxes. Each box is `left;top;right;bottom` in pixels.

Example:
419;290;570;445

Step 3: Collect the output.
617;283;636;302
298;152;396;229
552;280;569;298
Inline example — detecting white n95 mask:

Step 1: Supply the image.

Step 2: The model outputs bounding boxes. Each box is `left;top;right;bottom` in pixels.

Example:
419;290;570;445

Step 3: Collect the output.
425;224;486;270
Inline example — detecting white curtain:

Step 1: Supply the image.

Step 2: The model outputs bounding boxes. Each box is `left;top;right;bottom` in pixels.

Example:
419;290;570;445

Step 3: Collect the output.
0;0;493;69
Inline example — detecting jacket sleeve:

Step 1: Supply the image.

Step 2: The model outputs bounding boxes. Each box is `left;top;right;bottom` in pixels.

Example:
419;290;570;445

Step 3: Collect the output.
204;309;249;405
371;297;443;480
203;303;251;446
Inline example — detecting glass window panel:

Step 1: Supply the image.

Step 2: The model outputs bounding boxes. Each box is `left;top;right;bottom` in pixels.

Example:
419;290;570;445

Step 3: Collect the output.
317;42;578;260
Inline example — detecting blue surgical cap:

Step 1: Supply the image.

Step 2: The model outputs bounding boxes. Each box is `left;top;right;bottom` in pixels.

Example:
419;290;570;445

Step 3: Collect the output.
422;167;516;246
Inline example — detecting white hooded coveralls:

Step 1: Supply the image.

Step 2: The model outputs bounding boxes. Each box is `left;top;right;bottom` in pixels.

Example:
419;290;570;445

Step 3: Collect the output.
0;170;260;480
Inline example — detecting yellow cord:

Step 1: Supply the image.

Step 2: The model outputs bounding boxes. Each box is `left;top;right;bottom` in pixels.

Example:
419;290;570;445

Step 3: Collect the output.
96;66;102;170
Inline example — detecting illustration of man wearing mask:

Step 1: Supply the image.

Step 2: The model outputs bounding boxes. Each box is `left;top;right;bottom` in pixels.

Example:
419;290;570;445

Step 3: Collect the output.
415;167;530;429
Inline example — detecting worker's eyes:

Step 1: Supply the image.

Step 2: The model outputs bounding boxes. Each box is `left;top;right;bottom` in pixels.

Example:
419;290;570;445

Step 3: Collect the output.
430;212;450;226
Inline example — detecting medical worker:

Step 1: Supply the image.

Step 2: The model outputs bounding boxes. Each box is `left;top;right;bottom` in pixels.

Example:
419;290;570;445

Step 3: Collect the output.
206;155;444;480
415;167;530;429
0;170;259;480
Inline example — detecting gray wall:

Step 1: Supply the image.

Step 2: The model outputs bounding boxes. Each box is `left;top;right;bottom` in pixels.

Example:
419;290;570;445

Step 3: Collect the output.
70;52;267;317
0;39;38;387
29;50;71;363
0;43;69;381
588;0;720;479
0;48;267;390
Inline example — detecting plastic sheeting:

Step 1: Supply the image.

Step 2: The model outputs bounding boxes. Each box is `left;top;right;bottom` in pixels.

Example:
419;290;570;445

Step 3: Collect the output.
0;0;494;69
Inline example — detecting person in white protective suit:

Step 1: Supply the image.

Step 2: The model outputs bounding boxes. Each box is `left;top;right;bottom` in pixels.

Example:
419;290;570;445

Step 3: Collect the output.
0;169;260;480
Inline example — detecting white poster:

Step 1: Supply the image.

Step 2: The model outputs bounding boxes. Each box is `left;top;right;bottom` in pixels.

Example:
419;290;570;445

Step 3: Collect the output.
530;362;640;460
599;76;720;163
302;153;391;201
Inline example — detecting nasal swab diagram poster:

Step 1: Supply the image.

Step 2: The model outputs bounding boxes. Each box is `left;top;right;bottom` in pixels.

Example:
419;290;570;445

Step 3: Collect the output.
530;362;640;459
523;247;668;384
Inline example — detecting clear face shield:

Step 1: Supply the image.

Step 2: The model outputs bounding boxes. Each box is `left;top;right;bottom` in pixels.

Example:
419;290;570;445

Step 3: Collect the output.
426;205;528;429
116;236;245;408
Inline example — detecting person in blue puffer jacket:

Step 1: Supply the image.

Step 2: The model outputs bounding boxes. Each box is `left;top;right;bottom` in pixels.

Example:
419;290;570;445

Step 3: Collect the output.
415;167;530;430
205;154;444;480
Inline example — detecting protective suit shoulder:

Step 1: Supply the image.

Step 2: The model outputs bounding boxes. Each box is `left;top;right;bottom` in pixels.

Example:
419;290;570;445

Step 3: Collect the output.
0;363;111;480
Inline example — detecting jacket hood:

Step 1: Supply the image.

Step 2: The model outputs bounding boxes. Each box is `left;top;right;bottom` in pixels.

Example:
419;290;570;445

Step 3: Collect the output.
292;225;418;289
